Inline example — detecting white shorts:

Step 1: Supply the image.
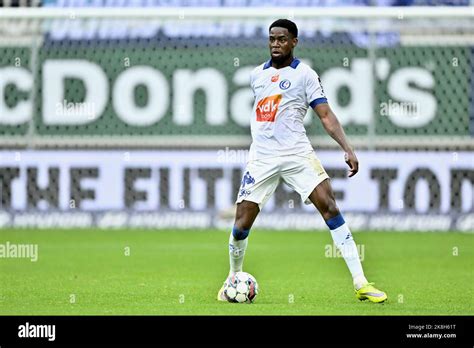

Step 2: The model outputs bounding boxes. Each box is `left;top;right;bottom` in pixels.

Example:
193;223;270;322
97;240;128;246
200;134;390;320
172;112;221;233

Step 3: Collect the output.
235;153;330;209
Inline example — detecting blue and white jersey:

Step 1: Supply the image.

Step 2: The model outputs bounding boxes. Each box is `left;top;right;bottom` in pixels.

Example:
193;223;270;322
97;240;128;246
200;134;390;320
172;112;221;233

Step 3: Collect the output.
248;58;327;160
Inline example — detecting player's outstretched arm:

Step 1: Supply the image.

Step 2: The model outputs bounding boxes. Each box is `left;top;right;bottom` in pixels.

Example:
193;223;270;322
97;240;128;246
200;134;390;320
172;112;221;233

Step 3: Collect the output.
313;103;359;177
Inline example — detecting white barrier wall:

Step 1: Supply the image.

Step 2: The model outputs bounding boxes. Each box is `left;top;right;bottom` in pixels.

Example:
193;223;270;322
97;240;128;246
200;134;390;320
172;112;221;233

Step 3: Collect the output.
0;150;472;230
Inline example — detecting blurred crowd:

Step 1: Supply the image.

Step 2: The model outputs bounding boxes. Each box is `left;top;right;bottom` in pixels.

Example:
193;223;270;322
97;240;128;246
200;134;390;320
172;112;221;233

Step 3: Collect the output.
0;0;471;7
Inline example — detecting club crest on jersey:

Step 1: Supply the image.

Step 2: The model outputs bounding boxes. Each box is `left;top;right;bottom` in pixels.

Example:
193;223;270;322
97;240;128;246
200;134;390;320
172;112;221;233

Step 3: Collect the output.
279;79;291;90
271;75;279;82
256;94;282;122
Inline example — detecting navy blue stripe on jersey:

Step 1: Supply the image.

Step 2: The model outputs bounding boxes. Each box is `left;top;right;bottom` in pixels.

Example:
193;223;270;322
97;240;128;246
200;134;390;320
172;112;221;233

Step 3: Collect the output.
325;213;345;230
310;97;328;108
289;58;301;68
263;58;301;70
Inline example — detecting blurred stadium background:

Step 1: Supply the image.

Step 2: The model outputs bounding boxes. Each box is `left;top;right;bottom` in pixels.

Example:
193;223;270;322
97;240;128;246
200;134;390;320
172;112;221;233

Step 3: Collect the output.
0;1;472;233
0;0;473;318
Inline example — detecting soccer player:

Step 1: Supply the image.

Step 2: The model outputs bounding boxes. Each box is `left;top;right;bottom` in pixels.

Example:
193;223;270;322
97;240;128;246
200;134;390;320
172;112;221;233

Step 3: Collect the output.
218;19;387;303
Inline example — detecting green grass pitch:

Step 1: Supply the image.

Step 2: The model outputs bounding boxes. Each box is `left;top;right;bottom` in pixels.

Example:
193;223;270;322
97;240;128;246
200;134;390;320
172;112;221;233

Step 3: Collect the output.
0;228;472;315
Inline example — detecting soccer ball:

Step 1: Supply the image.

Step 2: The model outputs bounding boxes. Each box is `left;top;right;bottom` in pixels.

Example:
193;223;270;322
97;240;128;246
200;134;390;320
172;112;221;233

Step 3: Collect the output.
223;271;259;303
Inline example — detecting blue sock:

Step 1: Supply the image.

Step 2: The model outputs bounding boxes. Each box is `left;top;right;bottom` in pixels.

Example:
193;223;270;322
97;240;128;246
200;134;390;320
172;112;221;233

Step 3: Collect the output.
232;226;250;240
325;214;366;288
229;226;250;273
325;213;345;230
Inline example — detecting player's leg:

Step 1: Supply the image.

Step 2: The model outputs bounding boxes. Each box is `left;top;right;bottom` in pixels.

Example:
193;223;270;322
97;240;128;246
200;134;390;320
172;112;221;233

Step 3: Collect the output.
228;159;279;276
308;179;368;286
308;179;387;303
218;158;280;301
228;200;260;275
281;154;386;303
218;200;260;301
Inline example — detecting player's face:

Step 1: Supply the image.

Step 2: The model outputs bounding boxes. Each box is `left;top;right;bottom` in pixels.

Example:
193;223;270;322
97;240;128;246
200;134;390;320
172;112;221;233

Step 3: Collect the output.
268;27;297;63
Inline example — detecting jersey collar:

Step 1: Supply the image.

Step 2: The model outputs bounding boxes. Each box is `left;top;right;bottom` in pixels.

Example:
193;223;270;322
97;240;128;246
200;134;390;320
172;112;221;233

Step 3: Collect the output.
263;57;300;70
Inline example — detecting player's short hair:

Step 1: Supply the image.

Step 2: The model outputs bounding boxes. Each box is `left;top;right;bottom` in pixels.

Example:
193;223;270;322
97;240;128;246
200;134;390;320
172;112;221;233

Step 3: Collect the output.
269;19;298;38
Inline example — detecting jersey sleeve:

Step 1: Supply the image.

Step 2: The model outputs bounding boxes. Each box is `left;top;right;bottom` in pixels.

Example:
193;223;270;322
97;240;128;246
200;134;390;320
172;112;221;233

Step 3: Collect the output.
305;68;328;108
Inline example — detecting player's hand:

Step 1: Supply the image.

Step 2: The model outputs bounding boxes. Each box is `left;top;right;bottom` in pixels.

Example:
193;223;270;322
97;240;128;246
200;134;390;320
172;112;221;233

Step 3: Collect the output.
344;151;359;177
